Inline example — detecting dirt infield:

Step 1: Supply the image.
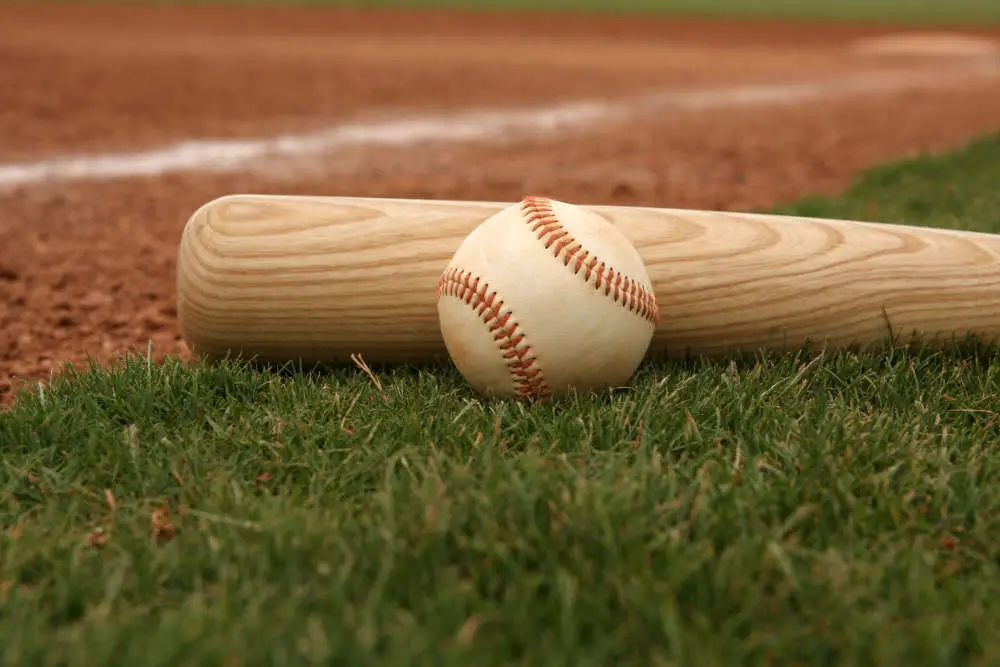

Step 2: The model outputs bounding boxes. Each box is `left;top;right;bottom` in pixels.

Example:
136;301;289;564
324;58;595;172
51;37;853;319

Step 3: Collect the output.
2;3;1000;404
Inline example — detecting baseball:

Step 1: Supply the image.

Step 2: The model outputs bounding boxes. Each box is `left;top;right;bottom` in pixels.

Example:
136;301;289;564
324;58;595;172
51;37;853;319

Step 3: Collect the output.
436;196;660;400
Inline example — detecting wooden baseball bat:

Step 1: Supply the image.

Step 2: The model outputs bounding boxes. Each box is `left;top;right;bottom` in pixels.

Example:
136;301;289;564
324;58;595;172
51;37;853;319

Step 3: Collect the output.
176;193;1000;366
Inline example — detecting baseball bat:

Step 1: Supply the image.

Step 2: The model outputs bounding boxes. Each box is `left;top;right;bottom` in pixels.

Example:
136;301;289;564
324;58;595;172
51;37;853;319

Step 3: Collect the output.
176;193;1000;366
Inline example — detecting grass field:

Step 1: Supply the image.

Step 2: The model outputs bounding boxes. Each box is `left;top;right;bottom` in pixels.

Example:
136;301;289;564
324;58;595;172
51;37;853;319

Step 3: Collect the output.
3;130;1000;664
114;0;1000;25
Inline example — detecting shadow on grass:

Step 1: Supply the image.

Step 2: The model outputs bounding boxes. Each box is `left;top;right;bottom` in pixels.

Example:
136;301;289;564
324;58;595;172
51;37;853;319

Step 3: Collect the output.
7;327;1000;414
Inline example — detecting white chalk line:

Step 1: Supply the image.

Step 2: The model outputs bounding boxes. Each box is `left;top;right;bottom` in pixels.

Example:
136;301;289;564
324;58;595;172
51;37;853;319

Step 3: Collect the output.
0;58;997;191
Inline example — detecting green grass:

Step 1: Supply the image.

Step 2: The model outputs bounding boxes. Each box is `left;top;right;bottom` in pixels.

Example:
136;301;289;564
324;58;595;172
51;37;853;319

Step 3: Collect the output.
773;132;1000;231
310;0;1000;24
33;0;1000;25
4;131;1000;665
181;0;1000;24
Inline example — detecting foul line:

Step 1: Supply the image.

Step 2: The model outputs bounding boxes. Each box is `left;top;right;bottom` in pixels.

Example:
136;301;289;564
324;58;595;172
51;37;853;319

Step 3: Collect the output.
0;59;997;190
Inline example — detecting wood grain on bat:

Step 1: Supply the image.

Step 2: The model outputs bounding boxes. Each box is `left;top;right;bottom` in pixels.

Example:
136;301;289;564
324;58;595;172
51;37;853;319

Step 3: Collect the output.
176;194;1000;365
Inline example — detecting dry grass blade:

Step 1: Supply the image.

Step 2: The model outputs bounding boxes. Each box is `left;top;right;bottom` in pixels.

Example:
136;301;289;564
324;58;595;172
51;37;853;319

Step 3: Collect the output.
351;353;389;402
151;504;176;543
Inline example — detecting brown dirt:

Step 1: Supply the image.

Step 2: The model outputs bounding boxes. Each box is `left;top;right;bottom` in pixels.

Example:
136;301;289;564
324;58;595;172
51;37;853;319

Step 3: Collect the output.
2;2;1000;405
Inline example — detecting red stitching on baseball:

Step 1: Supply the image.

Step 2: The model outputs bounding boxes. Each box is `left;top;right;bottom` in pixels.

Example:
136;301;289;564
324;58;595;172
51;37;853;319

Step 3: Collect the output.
437;267;550;400
520;196;660;326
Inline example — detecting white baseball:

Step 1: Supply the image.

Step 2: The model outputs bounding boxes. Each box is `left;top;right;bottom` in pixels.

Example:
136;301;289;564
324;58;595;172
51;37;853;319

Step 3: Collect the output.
436;196;660;400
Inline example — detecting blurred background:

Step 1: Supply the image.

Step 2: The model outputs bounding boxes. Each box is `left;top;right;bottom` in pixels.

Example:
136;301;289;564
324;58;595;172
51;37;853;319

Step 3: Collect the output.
1;0;999;401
